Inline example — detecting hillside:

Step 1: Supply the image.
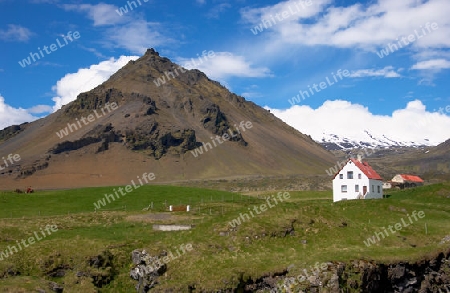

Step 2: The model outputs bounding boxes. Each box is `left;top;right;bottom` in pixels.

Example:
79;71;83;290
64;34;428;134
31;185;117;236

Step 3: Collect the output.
0;49;335;190
398;138;450;180
326;138;450;183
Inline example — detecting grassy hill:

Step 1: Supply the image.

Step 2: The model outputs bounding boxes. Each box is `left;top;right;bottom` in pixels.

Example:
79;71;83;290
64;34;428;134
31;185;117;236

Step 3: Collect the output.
0;183;449;292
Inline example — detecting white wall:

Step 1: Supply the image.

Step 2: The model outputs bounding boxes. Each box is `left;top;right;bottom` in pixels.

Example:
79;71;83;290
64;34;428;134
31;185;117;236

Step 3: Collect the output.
364;179;384;200
332;161;383;202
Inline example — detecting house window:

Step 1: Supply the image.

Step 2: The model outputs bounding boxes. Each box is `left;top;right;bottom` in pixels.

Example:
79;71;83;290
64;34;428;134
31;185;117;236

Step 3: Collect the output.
355;185;359;192
339;174;343;179
372;185;374;192
377;186;381;193
347;171;353;179
358;173;362;179
341;185;347;193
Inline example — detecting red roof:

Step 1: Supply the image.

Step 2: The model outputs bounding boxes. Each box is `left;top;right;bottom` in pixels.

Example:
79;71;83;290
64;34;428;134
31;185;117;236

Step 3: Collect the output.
399;174;424;183
349;158;383;180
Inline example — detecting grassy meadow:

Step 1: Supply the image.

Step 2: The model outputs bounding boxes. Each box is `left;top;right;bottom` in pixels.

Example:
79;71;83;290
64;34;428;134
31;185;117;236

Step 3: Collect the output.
0;183;449;292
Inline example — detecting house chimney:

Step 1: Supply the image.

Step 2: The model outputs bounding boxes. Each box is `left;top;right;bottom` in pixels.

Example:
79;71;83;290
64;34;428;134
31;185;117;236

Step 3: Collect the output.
357;154;362;163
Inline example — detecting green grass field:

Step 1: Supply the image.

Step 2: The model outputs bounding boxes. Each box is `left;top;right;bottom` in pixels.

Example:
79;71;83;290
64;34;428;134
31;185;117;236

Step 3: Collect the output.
0;183;449;292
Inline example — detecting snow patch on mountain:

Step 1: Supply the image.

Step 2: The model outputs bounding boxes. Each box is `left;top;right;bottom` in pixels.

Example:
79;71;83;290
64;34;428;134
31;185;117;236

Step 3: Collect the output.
319;131;430;151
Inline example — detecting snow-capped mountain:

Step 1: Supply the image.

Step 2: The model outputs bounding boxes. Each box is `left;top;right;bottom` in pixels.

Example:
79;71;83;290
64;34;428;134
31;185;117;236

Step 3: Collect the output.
319;130;431;150
268;100;450;151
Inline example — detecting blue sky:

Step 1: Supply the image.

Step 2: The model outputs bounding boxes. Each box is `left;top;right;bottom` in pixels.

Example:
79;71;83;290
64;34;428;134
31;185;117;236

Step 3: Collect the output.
1;0;450;145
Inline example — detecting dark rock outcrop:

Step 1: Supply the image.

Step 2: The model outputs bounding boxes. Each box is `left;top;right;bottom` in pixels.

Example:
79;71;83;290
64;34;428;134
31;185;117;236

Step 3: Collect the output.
0;122;28;142
63;88;123;116
125;126;201;159
87;250;116;288
51;124;122;155
17;155;51;178
241;248;450;293
200;103;247;146
51;137;102;154
130;249;168;293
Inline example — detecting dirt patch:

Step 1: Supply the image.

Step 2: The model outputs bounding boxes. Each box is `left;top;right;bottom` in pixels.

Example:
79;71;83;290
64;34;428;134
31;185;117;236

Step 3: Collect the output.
125;212;198;224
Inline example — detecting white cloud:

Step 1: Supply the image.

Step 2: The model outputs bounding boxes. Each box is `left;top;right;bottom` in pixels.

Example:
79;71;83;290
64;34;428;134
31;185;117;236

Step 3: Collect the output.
267;99;450;146
411;59;450;70
0;95;39;129
349;66;402;78
0;56;139;128
27;105;53;114
241;92;263;99
51;55;139;111
30;0;59;3
241;85;263;99
207;3;231;19
105;20;169;54
0;24;33;42
241;0;330;27
61;3;169;55
241;0;450;50
79;46;108;59
62;3;124;26
412;49;450;61
178;52;272;79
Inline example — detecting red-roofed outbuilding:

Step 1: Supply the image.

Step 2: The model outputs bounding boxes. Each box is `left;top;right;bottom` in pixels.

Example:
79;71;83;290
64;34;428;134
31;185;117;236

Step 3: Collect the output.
391;174;424;189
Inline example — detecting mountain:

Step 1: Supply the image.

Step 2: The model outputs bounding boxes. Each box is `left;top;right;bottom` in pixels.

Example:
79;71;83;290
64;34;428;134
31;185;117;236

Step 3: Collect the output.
319;131;431;151
397;138;450;179
0;49;336;190
329;138;450;182
434;138;450;154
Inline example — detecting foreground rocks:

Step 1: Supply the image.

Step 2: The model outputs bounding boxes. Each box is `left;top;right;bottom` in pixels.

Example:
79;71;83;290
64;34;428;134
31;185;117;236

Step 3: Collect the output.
242;248;450;293
125;248;450;292
130;250;167;293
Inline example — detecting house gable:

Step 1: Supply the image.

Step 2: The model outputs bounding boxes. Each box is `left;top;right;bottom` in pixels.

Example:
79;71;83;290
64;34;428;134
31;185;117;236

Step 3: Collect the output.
332;158;383;202
332;159;382;181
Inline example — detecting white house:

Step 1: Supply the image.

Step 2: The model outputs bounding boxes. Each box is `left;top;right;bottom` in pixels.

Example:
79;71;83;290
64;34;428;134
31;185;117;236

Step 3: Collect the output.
332;157;383;202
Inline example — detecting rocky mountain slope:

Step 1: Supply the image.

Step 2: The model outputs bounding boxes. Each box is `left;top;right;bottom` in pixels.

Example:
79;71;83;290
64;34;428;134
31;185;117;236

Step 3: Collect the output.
0;49;336;189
